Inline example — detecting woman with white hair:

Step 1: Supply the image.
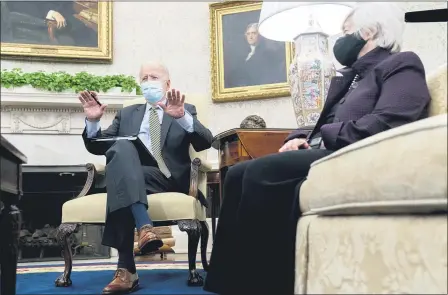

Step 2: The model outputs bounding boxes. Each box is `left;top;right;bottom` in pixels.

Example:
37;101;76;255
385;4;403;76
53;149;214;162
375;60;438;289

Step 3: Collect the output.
205;3;431;295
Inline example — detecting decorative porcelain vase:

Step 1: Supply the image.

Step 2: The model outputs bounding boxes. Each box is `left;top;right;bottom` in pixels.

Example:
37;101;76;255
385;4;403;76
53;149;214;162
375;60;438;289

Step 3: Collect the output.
288;20;336;127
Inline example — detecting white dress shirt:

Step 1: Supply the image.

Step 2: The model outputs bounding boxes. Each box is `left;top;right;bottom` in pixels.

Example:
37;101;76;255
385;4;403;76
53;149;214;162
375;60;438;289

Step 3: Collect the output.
85;102;194;155
246;45;256;61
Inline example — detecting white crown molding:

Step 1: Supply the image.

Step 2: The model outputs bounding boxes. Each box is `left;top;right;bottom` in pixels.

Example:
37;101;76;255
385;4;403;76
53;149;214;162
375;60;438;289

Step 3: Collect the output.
0;87;139;109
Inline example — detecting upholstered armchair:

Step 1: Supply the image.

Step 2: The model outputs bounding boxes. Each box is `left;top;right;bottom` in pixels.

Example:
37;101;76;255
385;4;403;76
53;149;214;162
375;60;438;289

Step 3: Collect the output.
293;64;447;294
53;95;212;288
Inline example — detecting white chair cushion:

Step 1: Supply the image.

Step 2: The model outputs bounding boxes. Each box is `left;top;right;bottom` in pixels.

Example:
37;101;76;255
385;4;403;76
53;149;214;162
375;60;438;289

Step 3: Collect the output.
61;192;206;224
300;114;448;215
428;63;447;116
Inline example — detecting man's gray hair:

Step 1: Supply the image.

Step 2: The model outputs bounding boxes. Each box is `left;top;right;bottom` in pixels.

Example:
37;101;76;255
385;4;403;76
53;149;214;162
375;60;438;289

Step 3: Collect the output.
246;22;259;32
343;3;405;52
139;61;170;79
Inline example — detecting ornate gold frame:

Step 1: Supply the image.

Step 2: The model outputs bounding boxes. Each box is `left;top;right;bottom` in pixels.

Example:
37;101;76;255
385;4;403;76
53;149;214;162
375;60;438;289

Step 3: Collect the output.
210;1;293;103
1;1;113;63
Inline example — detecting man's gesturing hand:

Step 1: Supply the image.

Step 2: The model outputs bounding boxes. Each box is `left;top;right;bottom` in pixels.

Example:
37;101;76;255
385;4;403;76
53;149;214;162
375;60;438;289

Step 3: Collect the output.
78;90;107;122
279;138;310;153
158;89;185;119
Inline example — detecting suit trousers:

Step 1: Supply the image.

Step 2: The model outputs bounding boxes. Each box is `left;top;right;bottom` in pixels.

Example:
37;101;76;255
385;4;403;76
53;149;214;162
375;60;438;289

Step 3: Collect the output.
204;148;333;295
101;140;178;250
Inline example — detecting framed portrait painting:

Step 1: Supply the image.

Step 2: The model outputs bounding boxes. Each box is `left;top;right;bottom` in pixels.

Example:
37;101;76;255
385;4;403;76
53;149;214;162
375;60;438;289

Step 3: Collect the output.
210;1;293;102
0;1;112;62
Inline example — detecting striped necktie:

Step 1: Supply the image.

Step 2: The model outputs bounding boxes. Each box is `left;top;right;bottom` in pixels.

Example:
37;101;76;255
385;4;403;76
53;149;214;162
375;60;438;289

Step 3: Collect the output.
149;108;171;177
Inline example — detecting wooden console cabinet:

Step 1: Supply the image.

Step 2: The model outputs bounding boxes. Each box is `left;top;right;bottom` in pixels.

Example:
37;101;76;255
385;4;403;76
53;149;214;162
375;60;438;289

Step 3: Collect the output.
0;136;27;295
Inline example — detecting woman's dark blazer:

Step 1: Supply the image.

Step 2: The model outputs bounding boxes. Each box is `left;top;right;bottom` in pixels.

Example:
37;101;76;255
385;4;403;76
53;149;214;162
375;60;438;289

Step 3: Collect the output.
287;47;431;151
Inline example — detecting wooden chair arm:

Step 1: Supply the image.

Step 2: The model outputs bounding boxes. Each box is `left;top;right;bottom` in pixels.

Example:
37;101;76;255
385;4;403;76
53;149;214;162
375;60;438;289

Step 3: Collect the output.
72;163;96;200
188;158;205;199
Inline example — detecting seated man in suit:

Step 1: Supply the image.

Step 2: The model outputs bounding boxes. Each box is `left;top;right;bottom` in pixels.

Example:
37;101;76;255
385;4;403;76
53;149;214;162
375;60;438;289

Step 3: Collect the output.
78;62;213;294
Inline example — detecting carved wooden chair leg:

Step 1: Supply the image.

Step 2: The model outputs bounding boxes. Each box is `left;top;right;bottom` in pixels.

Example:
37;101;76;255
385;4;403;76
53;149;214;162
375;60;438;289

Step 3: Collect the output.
199;220;209;271
178;219;203;286
55;223;79;287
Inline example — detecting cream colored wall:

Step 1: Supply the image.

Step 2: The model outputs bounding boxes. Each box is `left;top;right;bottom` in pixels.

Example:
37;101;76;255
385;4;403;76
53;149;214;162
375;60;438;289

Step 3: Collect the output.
1;2;446;166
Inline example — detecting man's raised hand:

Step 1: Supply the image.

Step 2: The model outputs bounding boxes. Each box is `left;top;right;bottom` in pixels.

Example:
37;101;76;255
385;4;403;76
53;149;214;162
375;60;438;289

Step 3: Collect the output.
78;90;107;121
158;88;185;119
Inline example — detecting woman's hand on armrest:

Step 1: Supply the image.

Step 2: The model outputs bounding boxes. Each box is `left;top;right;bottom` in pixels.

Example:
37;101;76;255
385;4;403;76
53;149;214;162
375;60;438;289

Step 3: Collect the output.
279;138;310;153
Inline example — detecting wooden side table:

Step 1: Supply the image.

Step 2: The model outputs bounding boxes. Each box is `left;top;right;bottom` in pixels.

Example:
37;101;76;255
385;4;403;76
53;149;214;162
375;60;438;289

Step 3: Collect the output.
209;128;314;239
0;136;27;295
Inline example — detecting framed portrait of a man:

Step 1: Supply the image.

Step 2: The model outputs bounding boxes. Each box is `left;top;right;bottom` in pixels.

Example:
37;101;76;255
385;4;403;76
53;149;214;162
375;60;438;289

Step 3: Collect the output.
1;1;112;62
210;1;293;102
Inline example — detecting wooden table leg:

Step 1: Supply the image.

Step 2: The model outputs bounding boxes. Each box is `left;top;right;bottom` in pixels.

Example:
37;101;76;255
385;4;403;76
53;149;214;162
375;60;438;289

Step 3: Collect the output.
211;187;217;241
206;170;221;242
0;198;22;295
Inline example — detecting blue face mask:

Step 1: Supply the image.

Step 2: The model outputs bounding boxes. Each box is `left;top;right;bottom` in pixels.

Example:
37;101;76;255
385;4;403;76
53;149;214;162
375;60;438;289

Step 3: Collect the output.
141;80;165;104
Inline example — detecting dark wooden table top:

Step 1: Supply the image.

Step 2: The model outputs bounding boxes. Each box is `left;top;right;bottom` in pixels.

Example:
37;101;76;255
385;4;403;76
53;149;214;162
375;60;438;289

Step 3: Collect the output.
0;136;27;164
212;128;297;149
22;165;89;173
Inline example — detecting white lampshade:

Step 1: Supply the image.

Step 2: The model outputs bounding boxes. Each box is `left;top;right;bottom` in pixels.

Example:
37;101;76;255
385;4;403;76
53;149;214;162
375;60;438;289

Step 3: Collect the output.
259;2;355;41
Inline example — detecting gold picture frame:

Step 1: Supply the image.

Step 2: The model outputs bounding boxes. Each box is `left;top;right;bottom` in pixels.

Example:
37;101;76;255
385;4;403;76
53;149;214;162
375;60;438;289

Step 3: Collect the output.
210;1;293;103
1;1;112;63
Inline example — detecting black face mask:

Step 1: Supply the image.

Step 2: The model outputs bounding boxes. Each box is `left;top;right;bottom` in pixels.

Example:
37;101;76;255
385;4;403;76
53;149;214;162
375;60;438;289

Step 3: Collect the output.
333;33;367;67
